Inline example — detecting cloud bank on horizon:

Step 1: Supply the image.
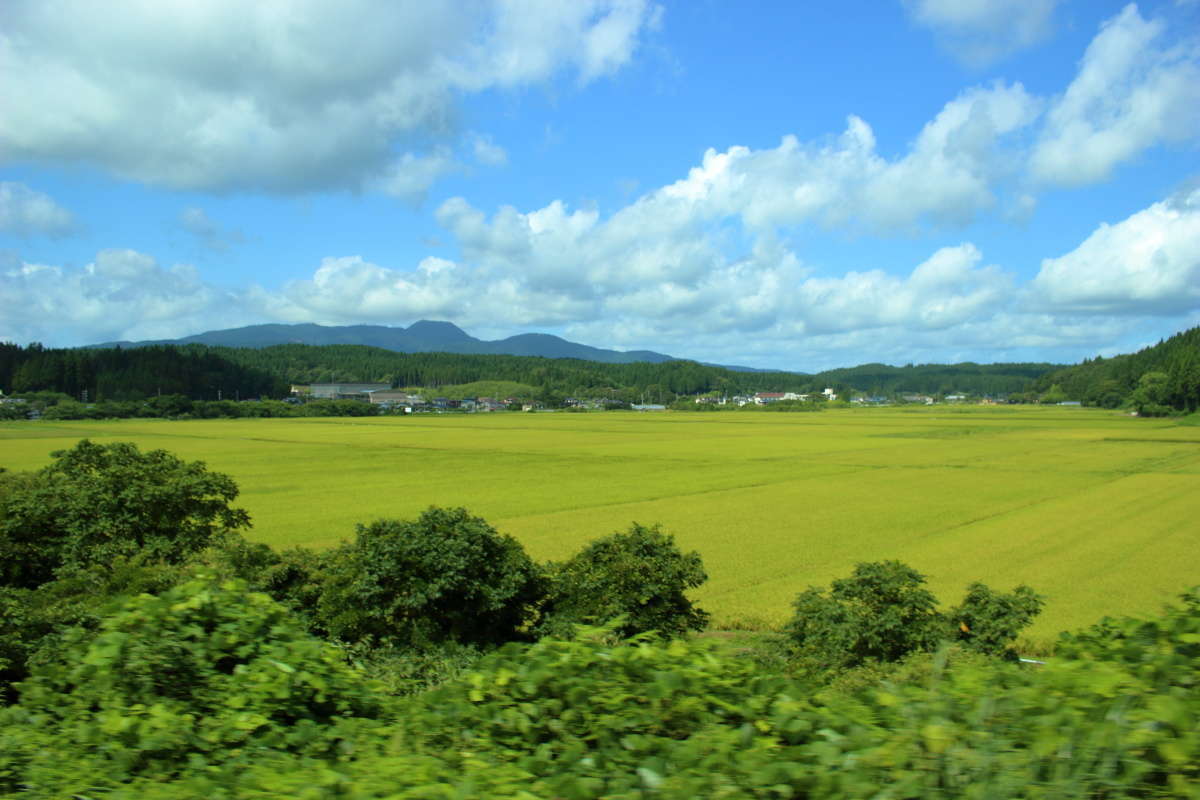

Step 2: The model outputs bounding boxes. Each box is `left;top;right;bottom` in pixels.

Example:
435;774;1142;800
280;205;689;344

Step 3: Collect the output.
1;0;1198;371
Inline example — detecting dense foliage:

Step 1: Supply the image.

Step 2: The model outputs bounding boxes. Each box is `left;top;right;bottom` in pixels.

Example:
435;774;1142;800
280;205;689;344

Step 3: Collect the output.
0;440;249;589
1032;325;1200;412
317;508;545;648
544;522;709;638
1;577;389;795
0;342;285;401
786;561;1043;676
819;360;1060;398
3;586;1198;797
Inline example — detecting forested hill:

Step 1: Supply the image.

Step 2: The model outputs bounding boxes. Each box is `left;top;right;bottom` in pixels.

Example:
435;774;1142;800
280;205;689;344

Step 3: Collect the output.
1;340;1063;402
209;344;1064;398
0;341;802;400
817;361;1058;398
1031;325;1200;412
213;344;802;396
0;343;286;401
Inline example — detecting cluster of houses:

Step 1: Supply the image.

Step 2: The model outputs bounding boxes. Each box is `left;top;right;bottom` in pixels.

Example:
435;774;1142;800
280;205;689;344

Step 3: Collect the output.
699;391;998;406
295;384;522;413
294;384;620;413
698;389;840;406
293;384;1010;413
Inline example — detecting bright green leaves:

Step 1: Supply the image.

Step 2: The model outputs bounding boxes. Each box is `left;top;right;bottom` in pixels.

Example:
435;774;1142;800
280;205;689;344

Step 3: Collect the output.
544;522;709;638
3;586;1200;798
318;507;544;648
8;577;387;793
0;440;250;589
786;561;1044;676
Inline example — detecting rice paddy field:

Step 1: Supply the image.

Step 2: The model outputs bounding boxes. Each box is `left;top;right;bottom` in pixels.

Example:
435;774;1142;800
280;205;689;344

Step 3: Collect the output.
2;405;1197;641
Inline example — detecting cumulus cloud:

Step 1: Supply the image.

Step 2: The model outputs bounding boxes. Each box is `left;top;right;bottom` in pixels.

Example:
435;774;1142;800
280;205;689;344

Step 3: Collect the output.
470;133;508;167
0;0;655;194
792;244;1012;335
0;249;254;345
629;82;1040;234
433;79;1039;293
179;207;245;252
3;203;1189;368
372;150;460;203
1030;4;1200;187
905;0;1061;67
1028;187;1200;314
0;182;76;237
268;212;1015;354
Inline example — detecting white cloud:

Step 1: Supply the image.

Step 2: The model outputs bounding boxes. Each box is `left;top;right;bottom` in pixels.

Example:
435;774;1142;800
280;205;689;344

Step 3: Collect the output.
793;244;1012;335
0;182;75;237
372;150;460;203
179;207;245;252
631;82;1040;234
271;199;1017;356
3;215;1191;369
429;80;1039;307
1029;188;1200;314
0;0;656;194
1030;4;1200;187
470;134;509;167
0;249;252;345
904;0;1060;67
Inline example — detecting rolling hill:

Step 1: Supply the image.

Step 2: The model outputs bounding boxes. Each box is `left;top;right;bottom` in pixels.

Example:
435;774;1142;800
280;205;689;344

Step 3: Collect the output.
93;321;678;365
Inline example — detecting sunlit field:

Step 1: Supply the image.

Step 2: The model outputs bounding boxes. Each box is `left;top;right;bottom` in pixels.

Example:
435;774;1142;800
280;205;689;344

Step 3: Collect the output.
3;406;1197;639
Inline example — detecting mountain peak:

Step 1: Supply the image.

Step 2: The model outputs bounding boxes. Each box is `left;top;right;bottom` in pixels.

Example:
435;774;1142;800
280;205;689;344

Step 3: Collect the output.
87;320;679;365
406;320;471;342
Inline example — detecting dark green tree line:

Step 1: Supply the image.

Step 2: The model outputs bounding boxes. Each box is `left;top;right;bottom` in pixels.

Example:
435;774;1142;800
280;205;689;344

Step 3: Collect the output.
1032;326;1200;412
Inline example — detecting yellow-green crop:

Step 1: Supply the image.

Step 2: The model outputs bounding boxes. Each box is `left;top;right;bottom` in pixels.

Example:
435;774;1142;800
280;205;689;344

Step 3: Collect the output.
2;405;1196;639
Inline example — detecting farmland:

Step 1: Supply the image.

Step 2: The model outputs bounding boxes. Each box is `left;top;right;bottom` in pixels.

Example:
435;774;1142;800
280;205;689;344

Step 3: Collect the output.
1;405;1197;640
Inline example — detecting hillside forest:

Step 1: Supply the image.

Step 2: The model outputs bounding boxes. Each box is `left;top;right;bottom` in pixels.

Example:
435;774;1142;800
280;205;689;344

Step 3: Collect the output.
2;326;1198;417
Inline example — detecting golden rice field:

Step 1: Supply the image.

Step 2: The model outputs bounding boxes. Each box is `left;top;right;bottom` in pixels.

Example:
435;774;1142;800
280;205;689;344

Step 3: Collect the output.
2;406;1197;640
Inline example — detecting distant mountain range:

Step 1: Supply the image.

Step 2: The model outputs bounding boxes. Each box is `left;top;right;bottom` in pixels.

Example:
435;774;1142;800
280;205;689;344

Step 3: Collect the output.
93;321;682;365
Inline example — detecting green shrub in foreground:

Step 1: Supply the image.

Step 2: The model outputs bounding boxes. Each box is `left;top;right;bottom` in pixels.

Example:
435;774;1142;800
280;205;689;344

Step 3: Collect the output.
4;590;1200;798
786;560;1043;677
318;507;545;648
1;577;388;796
544;522;709;638
0;440;250;589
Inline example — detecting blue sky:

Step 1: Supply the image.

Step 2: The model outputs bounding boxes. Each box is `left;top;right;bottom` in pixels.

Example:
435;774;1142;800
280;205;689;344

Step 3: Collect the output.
2;0;1198;371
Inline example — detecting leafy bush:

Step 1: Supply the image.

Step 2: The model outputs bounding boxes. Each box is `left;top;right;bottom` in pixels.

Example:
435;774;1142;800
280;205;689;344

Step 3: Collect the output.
0;558;188;703
395;625;792;797
3;586;1199;798
207;533;330;632
544;522;709;638
946;581;1044;658
1056;587;1200;692
318;507;545;648
2;577;387;795
785;561;1043;676
786;560;943;673
0;440;250;589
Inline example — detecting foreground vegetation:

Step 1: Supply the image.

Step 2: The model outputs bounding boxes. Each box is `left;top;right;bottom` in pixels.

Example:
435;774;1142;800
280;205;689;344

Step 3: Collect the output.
1;441;1197;797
